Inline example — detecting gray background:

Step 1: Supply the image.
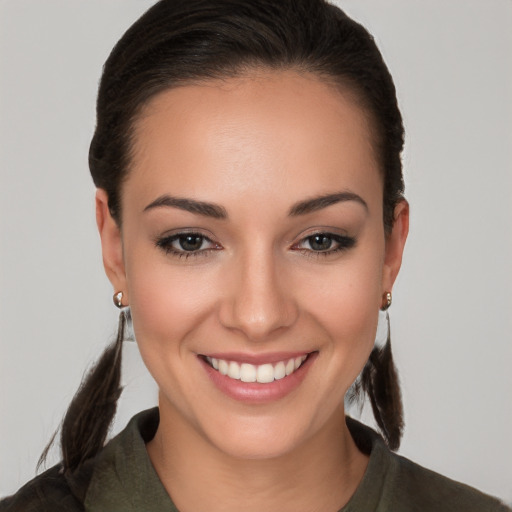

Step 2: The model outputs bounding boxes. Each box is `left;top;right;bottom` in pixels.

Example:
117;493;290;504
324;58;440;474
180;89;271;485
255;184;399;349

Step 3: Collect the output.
1;0;511;502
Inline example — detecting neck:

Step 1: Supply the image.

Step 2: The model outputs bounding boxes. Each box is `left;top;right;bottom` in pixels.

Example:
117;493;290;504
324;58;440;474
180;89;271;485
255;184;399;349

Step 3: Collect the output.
147;400;369;512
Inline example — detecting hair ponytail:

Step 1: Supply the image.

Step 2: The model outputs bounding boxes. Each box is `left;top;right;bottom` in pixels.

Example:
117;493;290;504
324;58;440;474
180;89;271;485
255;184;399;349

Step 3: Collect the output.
349;312;404;451
362;338;404;451
39;311;126;472
61;311;125;470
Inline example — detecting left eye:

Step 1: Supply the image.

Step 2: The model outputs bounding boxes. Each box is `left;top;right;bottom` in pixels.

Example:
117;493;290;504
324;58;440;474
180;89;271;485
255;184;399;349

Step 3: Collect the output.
295;233;356;253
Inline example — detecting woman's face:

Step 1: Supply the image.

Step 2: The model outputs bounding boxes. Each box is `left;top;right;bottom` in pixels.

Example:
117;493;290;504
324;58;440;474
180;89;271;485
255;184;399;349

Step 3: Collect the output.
97;70;408;459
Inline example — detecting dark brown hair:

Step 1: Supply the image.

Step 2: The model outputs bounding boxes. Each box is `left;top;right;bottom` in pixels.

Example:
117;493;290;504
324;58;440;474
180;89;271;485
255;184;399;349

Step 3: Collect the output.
55;0;405;471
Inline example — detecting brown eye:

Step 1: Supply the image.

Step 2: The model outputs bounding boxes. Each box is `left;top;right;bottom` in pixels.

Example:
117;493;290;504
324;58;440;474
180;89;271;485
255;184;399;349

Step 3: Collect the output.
156;232;221;258
307;234;333;251
178;234;205;251
293;232;356;256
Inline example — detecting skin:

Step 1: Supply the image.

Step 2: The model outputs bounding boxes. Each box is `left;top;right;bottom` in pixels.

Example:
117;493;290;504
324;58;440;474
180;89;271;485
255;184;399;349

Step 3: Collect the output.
96;70;408;512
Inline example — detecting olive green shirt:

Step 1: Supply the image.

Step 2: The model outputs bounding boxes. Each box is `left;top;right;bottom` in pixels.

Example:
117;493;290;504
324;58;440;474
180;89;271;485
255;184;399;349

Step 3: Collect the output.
1;408;510;511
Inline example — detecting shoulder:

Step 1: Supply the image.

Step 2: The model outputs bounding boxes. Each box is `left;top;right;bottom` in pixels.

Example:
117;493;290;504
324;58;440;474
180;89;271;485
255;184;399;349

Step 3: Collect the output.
345;417;510;512
0;463;87;512
0;409;160;512
389;451;510;511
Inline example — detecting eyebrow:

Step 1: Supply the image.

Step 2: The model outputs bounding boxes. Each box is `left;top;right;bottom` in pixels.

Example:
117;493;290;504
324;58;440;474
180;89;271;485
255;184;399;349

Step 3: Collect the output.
143;190;367;219
288;192;368;216
143;195;227;219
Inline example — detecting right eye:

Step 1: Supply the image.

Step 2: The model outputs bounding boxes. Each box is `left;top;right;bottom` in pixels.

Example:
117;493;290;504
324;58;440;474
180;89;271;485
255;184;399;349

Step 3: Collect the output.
155;232;221;258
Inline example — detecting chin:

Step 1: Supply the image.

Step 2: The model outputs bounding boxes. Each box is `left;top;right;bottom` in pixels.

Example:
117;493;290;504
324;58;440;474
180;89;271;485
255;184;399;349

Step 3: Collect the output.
205;419;308;460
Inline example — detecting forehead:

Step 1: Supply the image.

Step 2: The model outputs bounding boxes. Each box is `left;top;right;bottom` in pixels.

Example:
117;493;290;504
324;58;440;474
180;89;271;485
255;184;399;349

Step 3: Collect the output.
126;70;381;212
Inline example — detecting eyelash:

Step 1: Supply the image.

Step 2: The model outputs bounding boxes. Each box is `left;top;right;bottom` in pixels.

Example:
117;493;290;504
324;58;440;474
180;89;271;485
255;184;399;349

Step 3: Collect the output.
292;232;356;257
155;232;221;259
155;231;356;259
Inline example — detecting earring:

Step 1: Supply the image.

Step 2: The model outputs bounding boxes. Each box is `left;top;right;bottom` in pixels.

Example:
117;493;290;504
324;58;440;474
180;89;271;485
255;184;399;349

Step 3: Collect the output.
113;291;124;309
381;291;392;311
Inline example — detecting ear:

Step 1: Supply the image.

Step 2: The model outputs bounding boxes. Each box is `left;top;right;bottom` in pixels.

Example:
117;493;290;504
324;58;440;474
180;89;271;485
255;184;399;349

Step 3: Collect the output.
95;189;128;303
382;199;409;293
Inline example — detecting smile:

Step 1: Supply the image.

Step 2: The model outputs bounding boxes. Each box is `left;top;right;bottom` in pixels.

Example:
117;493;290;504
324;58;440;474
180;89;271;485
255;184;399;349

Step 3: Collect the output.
204;355;309;384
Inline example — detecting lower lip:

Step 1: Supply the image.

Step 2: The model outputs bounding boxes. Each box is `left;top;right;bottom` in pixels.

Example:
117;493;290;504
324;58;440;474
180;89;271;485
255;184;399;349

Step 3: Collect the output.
200;353;317;403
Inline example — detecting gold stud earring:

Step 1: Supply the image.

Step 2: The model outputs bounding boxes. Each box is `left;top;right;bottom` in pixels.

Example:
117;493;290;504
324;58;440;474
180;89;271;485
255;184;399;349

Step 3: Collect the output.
381;291;392;311
113;291;124;309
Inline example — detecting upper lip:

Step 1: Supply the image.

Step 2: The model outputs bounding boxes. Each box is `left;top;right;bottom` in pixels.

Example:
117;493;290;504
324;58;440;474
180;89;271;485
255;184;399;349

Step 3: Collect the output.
199;351;314;365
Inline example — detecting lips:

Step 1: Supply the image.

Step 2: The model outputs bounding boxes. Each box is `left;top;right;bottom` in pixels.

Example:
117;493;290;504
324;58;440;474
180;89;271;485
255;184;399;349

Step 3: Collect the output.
200;352;316;403
205;355;308;383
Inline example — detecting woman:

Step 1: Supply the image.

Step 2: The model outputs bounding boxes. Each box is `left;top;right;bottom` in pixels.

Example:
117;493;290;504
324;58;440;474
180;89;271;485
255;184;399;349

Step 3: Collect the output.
1;0;510;510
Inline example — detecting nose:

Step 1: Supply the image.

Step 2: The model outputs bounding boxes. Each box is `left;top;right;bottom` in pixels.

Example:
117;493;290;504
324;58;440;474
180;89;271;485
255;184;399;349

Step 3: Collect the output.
218;248;298;341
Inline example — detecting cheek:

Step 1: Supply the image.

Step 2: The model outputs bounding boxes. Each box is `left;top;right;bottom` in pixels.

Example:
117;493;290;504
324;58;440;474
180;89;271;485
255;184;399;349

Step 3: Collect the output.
306;247;382;321
125;251;219;358
299;247;383;381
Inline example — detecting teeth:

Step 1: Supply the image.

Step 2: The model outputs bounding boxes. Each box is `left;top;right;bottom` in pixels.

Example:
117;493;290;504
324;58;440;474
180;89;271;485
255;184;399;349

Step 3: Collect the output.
228;361;241;379
218;359;229;376
274;361;286;380
256;364;274;384
285;358;295;376
206;355;308;383
240;363;257;383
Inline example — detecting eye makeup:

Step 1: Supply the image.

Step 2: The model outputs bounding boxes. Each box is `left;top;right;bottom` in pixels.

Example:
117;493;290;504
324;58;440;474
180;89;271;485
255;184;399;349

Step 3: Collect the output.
291;232;356;258
154;229;356;261
155;231;222;259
